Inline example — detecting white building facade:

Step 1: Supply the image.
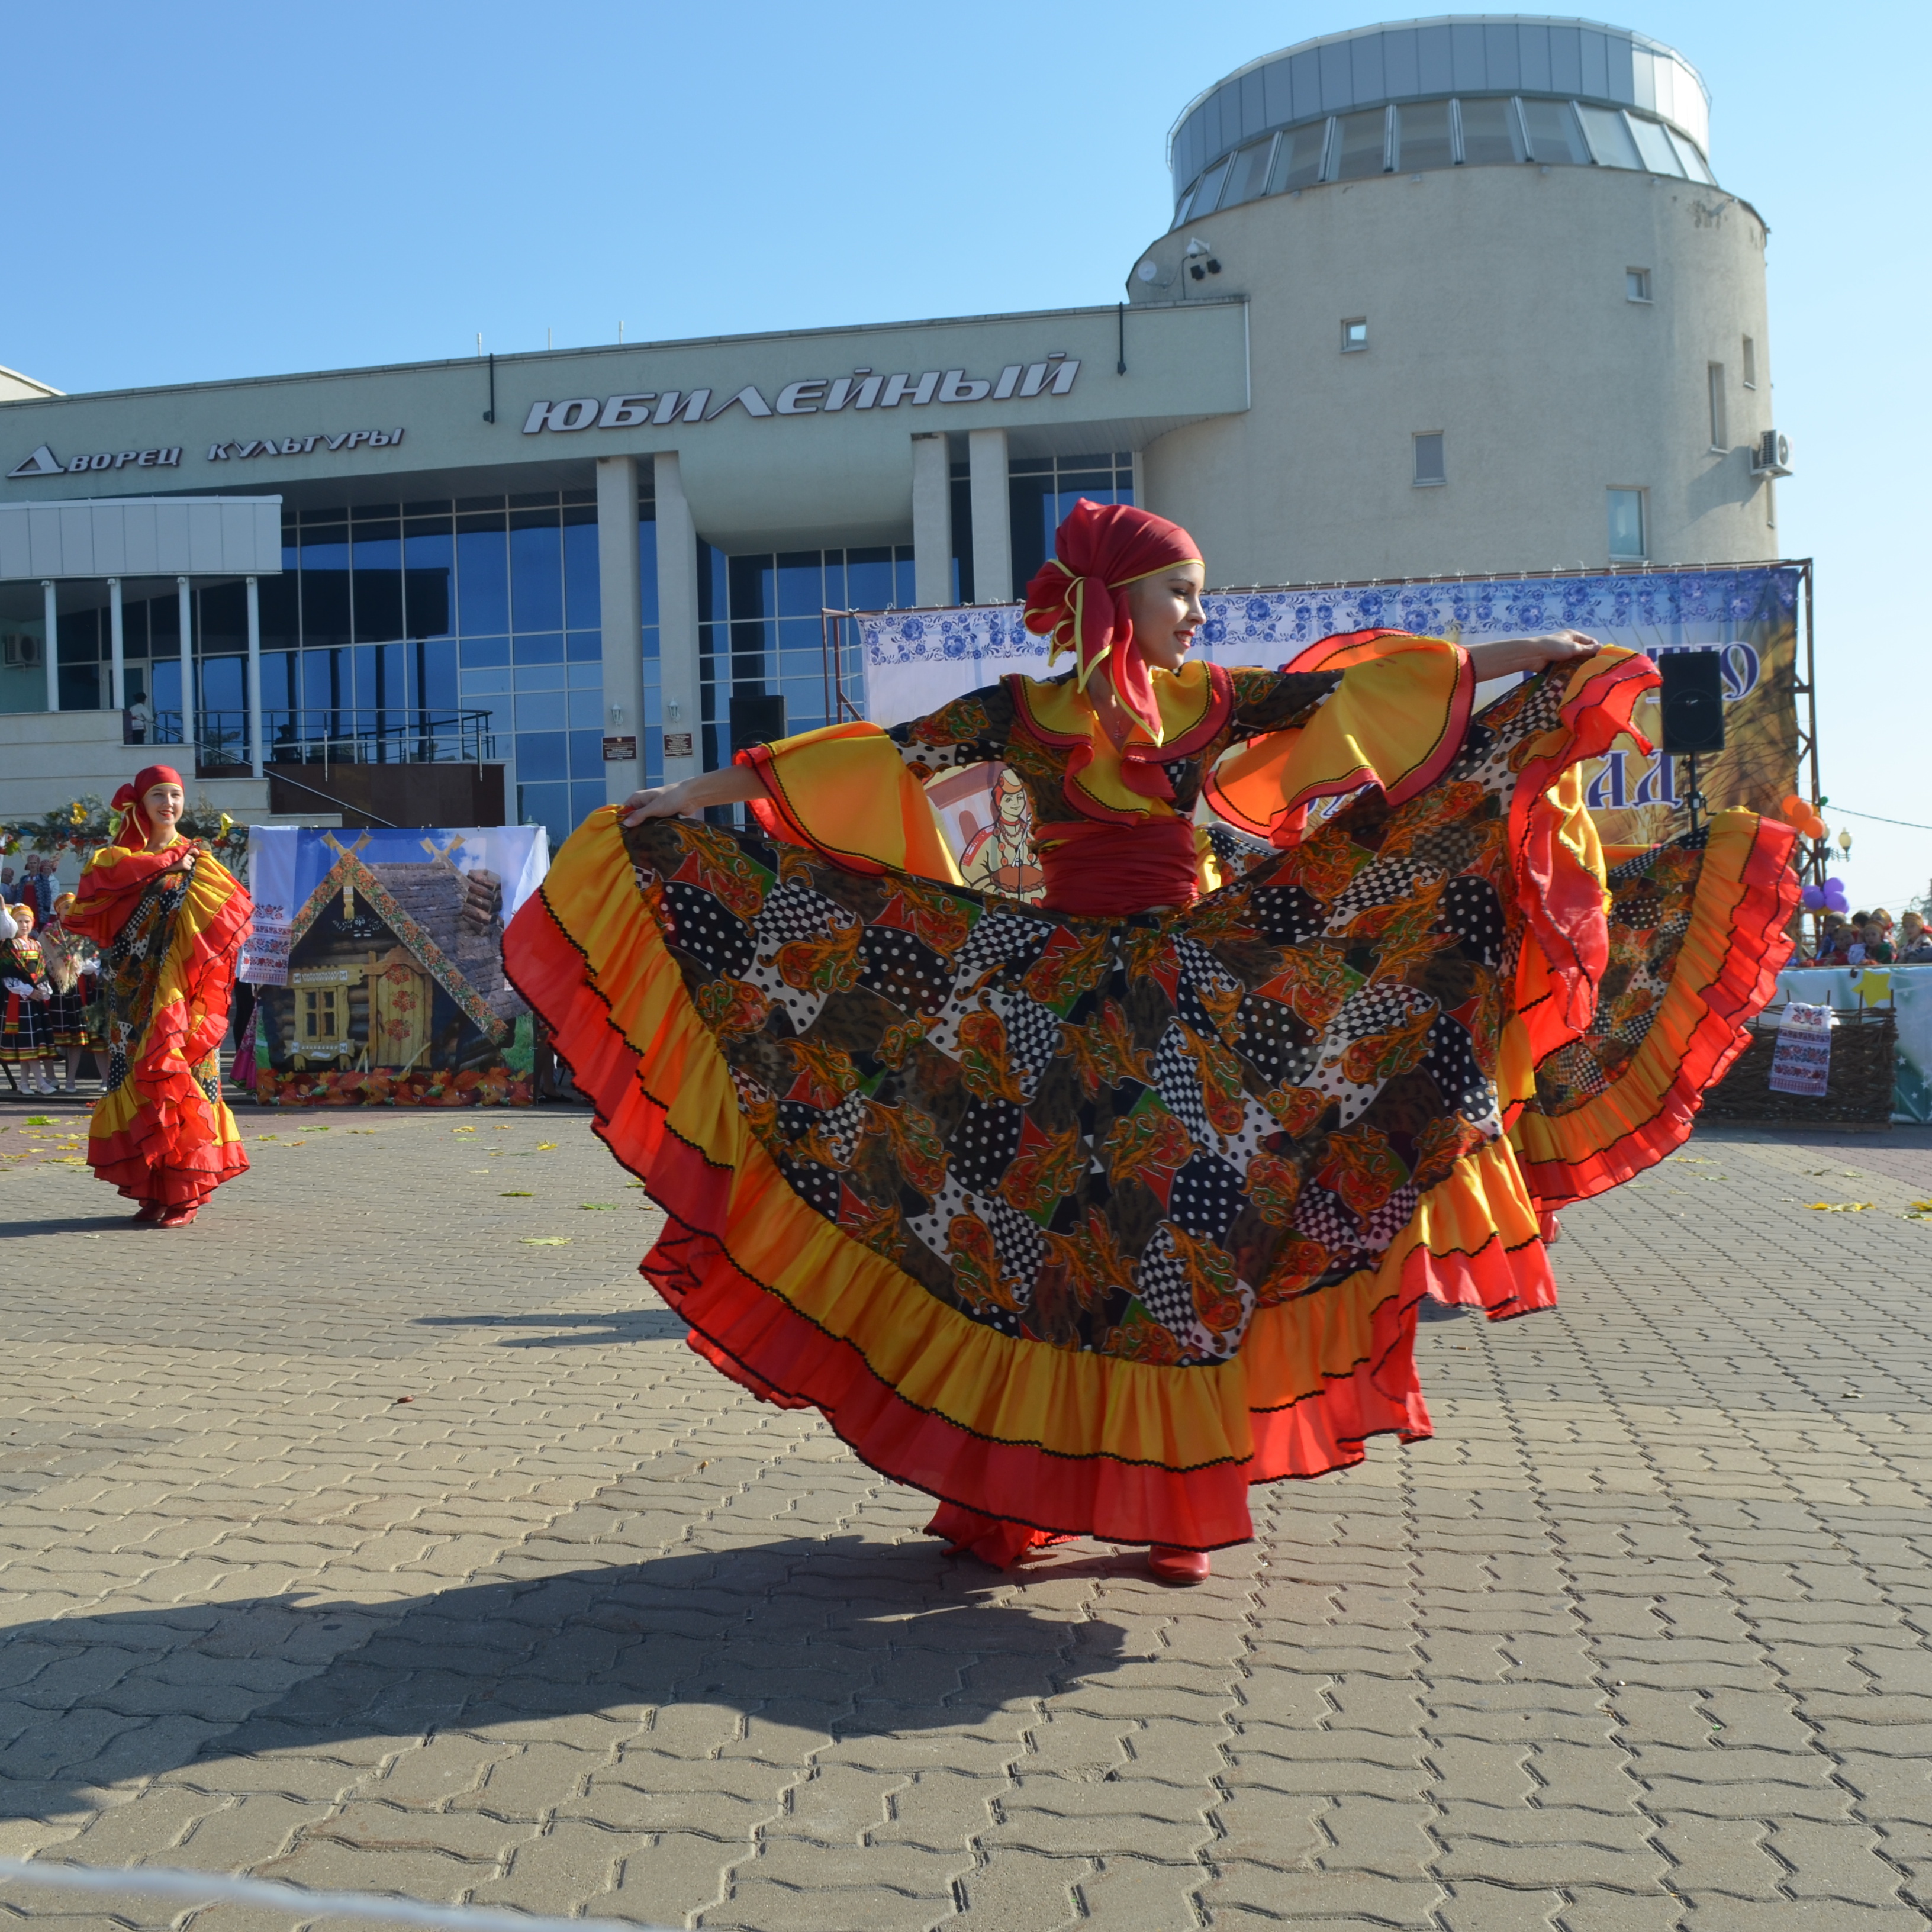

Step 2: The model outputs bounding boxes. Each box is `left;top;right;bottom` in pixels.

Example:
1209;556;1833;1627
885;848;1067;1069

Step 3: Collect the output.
0;15;1784;845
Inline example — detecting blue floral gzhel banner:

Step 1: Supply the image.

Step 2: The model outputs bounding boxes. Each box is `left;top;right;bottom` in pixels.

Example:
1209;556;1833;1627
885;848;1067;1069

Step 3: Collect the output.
853;564;1802;845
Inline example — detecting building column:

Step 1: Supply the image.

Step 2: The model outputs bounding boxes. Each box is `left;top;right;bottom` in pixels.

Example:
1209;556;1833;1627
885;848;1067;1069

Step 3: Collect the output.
653;451;701;781
911;433;952;607
246;575;264;778
596;455;646;804
41;581;58;713
176;575;194;756
967;428;1012;605
108;578;126;713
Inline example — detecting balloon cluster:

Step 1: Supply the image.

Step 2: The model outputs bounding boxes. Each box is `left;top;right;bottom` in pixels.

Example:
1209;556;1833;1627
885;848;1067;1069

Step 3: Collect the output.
1779;794;1828;842
1801;877;1849;913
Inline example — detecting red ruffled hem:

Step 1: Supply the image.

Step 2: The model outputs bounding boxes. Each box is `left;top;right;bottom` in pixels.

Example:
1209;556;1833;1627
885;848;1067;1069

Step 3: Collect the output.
90;1119;249;1210
510;867;1566;1550
1515;814;1799;1209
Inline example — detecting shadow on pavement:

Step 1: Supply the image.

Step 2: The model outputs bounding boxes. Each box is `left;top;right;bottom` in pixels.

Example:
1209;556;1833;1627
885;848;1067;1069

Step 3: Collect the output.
0;1215;146;1240
414;1309;687;1347
0;1535;1134;1814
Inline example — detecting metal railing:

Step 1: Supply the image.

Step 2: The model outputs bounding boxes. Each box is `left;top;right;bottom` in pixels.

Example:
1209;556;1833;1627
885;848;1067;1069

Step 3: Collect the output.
139;709;497;768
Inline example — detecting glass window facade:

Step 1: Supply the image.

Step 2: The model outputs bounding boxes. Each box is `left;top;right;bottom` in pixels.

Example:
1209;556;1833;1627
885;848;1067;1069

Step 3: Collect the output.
50;581;255;761
1665;125;1715;184
1457;97;1523;168
1173;98;1711;215
1624;113;1683;177
1393;100;1453;173
1006;453;1135;604
1190;155;1232;217
697;544;913;774
1519;98;1588;165
1576;103;1642;170
265;490;622;848
1222;137;1277;207
1334;108;1390;181
1270;120;1329;192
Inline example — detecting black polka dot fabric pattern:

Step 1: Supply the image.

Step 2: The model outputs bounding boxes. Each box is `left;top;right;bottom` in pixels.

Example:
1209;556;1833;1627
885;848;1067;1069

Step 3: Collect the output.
623;666;1629;1369
659;879;756;979
1527;828;1714;1117
1421;1013;1493;1119
1247;883;1329;946
1167;1149;1248;1242
858;928;952;1016
948;1094;1029;1197
1441;875;1508;968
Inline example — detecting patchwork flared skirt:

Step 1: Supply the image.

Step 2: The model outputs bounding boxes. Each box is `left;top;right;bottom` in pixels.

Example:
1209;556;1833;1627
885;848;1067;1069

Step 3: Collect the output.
505;666;1794;1549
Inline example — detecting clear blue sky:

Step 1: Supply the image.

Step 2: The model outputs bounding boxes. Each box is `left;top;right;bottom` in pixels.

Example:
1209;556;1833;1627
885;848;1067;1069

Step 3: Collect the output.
9;1;1928;907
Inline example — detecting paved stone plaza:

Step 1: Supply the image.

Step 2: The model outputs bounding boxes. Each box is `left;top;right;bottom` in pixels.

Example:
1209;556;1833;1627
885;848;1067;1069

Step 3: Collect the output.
2;1099;1931;1931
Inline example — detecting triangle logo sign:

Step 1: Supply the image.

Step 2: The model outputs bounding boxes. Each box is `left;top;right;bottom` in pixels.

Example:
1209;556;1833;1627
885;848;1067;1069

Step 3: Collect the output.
7;445;65;479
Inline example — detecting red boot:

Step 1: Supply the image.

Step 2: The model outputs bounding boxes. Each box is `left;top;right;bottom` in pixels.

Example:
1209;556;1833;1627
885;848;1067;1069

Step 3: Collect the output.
1148;1546;1212;1585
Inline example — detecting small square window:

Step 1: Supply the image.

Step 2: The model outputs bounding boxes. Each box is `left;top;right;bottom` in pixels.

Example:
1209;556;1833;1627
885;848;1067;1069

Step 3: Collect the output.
1413;433;1446;487
1625;268;1651;302
1608;488;1647;559
1341;318;1368;352
1742;335;1757;389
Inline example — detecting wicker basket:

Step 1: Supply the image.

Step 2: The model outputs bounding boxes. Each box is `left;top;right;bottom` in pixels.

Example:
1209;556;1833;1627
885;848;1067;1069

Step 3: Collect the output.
1701;1005;1898;1128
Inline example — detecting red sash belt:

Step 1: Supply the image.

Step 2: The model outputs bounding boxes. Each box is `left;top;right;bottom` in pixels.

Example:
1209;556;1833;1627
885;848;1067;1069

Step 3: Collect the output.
1034;817;1199;918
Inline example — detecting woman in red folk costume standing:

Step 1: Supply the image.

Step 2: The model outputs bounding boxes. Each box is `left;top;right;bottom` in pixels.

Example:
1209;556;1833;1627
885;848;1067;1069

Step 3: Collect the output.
64;767;252;1227
505;501;1796;1583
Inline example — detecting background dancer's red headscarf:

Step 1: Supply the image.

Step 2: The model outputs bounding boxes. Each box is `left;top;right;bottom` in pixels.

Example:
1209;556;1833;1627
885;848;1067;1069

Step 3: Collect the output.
111;764;185;848
1022;499;1201;744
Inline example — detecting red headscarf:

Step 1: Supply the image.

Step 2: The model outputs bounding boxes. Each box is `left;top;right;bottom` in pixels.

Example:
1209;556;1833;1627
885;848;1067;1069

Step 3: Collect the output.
1022;499;1202;744
112;765;185;848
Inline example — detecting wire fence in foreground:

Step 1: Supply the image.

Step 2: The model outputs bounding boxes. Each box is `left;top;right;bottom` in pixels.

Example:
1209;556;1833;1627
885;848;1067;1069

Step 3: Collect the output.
0;1857;674;1932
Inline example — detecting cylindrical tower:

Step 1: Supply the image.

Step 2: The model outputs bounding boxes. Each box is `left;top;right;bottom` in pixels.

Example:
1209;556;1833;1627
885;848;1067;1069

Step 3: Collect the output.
1129;17;1782;584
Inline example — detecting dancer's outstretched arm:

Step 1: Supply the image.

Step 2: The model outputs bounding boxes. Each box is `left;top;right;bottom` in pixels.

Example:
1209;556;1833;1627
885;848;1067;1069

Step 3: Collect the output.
1465;630;1600;681
620;764;769;826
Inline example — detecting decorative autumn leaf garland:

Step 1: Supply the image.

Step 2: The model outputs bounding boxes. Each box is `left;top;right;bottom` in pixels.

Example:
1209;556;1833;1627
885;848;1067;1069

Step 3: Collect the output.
0;794;249;862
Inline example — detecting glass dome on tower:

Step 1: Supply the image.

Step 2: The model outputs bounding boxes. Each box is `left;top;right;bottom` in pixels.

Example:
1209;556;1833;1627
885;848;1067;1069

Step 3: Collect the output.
1167;15;1715;228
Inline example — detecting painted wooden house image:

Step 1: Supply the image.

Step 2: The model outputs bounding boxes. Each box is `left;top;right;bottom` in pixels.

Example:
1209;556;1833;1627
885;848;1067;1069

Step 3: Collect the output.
255;833;532;1106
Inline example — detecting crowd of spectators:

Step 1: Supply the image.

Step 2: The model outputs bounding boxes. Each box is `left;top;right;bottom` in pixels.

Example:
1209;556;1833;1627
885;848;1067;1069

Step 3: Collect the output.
0;857;60;925
1807;906;1932;967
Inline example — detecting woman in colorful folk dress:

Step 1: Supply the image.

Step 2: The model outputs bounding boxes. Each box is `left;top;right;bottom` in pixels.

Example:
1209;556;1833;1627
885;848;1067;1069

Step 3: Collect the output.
1;900;59;1096
39;891;102;1096
63;767;252;1228
504;501;1796;1582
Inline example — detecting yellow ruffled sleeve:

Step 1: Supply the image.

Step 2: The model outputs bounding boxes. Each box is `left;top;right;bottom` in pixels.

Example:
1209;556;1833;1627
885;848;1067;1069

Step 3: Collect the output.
1204;633;1474;842
738;722;965;886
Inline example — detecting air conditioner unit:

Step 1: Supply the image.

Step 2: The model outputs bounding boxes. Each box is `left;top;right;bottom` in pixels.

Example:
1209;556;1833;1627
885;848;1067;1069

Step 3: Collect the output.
1751;429;1793;478
2;632;42;668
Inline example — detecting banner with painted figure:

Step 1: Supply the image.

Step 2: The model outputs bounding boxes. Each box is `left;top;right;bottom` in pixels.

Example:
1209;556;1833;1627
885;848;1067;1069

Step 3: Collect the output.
851;564;1802;847
241;825;550;1107
923;765;1045;902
